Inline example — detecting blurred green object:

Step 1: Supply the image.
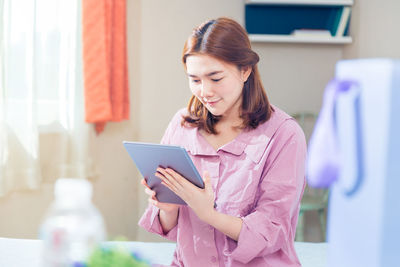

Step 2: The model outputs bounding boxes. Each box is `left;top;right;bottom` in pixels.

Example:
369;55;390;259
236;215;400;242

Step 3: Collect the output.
296;184;329;242
292;112;329;242
87;244;150;267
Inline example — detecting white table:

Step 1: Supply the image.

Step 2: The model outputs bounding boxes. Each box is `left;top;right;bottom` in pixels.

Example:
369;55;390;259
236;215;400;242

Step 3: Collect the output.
0;237;327;266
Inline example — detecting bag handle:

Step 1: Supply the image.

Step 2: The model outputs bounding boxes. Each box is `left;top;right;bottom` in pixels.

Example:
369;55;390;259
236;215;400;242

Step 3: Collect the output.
307;79;364;196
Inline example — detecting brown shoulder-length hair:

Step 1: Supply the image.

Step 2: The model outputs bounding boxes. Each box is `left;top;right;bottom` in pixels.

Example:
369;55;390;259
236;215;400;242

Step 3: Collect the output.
181;17;273;134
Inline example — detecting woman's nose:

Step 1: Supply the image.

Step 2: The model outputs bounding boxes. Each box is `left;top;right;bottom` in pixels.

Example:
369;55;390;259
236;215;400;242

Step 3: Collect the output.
200;81;213;98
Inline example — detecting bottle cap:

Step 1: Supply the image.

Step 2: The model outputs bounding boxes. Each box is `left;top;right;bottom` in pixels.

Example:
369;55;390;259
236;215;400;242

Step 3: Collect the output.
54;178;93;204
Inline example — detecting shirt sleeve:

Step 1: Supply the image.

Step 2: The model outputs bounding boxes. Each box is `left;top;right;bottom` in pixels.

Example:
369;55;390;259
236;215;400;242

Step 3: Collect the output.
228;120;307;264
137;109;185;240
160;108;185;145
138;205;178;241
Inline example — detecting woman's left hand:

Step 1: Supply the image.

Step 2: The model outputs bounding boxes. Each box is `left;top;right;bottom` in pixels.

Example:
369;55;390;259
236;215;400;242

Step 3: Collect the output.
155;167;215;222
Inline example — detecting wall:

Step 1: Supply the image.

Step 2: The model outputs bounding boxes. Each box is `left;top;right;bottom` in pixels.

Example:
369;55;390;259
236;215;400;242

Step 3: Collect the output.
343;0;400;59
1;0;398;242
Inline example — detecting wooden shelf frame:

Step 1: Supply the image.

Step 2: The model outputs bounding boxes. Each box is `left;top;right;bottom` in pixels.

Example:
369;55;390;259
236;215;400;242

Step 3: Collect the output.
249;34;352;44
245;0;353;6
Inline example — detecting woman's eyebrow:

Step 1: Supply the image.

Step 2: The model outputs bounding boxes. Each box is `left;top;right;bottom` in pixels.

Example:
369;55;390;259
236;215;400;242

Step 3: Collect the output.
187;71;223;77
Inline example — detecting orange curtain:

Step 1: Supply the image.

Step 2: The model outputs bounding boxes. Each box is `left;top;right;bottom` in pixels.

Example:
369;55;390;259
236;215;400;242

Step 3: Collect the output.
82;0;129;134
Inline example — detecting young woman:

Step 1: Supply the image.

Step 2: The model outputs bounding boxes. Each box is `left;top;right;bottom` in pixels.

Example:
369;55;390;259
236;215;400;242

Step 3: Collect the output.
139;17;306;267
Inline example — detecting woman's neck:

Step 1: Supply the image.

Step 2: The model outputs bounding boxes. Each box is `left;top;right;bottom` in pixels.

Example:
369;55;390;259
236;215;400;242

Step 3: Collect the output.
218;103;243;130
200;122;243;151
215;117;242;134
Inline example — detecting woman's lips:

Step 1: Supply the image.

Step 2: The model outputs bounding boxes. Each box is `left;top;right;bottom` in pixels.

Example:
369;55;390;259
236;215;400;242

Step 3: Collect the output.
203;98;221;105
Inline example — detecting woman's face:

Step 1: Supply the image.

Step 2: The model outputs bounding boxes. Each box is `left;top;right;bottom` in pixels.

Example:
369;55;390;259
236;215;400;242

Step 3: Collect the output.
186;54;251;121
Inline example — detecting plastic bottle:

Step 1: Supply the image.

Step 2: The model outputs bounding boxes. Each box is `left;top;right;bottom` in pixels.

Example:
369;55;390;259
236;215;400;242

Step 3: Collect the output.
39;178;106;267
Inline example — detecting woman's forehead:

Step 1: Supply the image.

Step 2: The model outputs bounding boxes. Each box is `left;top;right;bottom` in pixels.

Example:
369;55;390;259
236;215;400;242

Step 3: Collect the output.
186;54;235;76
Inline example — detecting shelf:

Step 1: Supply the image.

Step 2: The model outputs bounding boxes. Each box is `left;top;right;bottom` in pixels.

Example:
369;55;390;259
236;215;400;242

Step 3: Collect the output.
246;0;353;5
245;1;353;44
249;34;352;44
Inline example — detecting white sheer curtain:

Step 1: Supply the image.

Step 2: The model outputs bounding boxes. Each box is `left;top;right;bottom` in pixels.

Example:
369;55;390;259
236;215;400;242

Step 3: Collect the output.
0;0;94;196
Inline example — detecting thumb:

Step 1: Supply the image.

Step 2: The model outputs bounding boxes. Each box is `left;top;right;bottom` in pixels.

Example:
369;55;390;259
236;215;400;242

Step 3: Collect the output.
202;171;212;192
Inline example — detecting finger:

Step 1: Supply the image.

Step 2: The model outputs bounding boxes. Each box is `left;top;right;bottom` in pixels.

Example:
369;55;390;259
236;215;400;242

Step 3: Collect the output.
157;172;188;202
203;171;215;207
148;198;159;207
203;171;212;191
155;171;179;193
157;168;184;191
161;180;190;204
164;168;188;188
144;187;156;197
141;178;151;189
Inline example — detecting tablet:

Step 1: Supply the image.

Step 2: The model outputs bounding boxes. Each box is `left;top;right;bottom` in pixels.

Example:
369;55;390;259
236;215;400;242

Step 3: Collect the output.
123;141;204;205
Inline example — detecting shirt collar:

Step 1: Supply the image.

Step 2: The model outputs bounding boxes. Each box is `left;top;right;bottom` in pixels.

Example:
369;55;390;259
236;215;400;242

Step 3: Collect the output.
185;123;271;164
184;127;218;156
184;107;289;164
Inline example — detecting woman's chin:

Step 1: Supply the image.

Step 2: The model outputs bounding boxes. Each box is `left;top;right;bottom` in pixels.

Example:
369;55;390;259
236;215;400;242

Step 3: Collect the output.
205;107;223;117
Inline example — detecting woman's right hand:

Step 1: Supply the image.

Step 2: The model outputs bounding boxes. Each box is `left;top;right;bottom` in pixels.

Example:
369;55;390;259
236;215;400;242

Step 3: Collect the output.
141;178;179;233
141;179;179;214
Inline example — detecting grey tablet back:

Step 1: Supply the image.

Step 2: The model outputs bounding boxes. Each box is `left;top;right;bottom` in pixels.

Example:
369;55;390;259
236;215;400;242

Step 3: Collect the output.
123;141;204;205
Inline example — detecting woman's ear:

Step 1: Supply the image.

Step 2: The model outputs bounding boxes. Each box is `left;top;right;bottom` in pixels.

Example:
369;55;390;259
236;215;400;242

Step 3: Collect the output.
241;66;252;83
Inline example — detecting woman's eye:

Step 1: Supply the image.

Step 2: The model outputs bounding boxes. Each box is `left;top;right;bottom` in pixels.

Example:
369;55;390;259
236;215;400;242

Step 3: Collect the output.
212;78;223;82
191;79;200;83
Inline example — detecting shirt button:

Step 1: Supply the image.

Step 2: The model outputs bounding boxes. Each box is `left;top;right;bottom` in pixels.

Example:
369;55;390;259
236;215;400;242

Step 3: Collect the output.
208;225;213;230
211;256;217;263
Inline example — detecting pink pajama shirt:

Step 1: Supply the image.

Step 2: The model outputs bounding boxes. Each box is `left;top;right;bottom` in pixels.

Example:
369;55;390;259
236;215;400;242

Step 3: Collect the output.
139;106;306;266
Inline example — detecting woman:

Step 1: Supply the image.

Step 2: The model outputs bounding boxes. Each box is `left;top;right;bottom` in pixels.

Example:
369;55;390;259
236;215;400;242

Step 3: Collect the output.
139;17;306;267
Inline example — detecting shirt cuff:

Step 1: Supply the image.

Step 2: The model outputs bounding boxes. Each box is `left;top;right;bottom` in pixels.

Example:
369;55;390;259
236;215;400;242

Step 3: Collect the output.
138;205;178;241
226;215;268;264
